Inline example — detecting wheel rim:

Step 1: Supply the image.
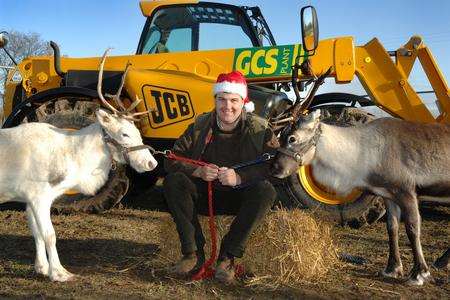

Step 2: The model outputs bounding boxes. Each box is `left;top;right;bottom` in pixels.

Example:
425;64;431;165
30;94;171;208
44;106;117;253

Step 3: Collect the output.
298;165;362;205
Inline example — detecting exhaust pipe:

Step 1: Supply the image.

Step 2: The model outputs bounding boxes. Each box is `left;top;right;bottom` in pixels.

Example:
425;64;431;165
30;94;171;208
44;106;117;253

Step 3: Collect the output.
50;41;65;78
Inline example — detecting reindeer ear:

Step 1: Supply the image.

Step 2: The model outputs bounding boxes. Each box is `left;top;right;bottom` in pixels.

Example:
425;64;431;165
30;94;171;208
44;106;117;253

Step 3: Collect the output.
96;109;112;125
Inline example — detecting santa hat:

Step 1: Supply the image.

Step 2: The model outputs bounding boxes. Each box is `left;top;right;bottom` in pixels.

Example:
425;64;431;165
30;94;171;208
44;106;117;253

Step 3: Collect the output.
213;71;255;112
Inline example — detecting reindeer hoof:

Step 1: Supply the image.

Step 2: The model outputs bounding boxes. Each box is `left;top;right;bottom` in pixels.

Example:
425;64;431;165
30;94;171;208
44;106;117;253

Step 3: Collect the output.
405;271;431;286
50;268;76;282
380;267;403;279
35;262;50;276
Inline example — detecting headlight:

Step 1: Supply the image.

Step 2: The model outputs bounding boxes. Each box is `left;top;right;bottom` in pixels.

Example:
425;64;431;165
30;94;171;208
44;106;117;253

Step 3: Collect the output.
11;69;22;82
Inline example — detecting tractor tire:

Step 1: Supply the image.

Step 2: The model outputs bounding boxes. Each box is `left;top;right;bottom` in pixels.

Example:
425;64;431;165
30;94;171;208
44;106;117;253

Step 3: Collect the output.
279;106;386;228
24;97;129;214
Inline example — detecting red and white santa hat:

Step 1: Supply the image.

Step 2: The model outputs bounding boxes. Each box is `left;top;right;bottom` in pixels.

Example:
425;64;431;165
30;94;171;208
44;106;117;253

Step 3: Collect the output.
213;71;255;112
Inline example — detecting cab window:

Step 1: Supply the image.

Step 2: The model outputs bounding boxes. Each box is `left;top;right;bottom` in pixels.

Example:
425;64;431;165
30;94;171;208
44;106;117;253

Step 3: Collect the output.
199;23;253;50
138;3;257;54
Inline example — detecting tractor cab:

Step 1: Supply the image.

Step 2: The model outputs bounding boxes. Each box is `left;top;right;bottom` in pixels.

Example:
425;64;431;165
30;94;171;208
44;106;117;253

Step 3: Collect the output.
137;1;276;54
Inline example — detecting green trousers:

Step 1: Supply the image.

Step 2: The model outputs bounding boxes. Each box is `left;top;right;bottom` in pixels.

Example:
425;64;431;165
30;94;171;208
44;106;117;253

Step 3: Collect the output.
163;172;276;259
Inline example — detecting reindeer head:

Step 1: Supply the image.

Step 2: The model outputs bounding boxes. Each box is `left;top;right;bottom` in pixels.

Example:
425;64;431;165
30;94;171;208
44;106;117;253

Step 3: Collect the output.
96;49;157;173
272;109;321;178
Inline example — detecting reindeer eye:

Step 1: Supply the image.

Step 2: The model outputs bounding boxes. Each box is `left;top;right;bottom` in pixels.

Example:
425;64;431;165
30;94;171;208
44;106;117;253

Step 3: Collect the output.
122;133;130;138
288;135;297;144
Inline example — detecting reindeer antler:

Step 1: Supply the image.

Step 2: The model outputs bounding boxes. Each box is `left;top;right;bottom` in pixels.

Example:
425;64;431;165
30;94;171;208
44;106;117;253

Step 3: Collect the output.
291;66;333;121
269;66;332;133
97;48;120;114
120;96;148;122
97;49;152;121
106;62;130;111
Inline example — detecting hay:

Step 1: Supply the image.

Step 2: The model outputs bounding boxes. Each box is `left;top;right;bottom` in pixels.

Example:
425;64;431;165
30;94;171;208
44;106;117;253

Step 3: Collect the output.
157;208;339;287
244;208;339;288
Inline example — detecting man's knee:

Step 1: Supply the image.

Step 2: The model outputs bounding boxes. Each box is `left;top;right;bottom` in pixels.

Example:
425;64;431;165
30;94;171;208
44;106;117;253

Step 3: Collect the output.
246;180;276;205
164;172;192;189
163;172;196;198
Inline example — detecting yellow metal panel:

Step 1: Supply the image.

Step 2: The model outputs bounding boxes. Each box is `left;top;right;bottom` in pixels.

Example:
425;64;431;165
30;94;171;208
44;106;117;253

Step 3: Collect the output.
140;0;198;17
334;37;355;82
306;37;355;82
18;47;235;98
53;48;234;139
93;50;232;138
308;38;339;78
125;68;216;139
63;49;234;74
18;57;62;95
396;36;421;78
417;47;450;123
20;44;312;100
355;38;434;123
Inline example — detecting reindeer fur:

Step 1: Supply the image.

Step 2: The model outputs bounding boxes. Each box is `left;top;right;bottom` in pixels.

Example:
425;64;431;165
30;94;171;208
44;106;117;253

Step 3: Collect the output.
273;110;450;285
0;110;157;282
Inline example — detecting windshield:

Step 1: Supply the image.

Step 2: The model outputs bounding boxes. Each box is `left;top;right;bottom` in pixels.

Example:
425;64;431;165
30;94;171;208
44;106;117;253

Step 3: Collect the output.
138;3;258;54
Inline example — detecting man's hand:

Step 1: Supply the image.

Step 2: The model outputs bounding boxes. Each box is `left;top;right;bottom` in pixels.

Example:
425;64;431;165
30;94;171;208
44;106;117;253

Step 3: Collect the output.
218;167;242;187
192;164;219;181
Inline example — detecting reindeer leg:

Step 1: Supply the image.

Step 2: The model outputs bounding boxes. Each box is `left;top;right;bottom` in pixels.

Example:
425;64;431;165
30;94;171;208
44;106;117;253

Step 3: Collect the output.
26;204;49;276
381;199;403;278
400;194;431;286
28;199;75;282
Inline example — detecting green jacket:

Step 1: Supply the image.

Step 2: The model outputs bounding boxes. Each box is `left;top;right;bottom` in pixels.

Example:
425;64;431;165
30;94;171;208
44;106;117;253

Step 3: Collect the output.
164;111;279;184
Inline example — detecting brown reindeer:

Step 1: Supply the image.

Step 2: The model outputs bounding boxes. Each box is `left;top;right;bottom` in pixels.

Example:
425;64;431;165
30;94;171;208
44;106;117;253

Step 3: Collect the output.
272;109;450;285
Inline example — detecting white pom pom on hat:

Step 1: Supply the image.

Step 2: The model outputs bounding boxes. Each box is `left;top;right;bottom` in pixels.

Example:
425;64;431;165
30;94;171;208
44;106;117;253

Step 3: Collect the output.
213;71;255;112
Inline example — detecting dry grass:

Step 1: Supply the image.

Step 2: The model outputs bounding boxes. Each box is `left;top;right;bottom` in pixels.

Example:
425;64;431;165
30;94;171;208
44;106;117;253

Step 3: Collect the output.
1;207;449;298
244;208;339;288
158;208;339;289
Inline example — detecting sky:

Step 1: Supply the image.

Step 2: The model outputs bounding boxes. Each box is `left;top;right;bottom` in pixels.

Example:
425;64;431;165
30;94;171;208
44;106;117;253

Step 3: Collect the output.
1;0;450;99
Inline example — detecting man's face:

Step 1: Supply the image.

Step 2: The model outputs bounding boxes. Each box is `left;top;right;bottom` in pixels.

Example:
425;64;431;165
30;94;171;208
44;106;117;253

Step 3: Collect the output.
215;92;244;124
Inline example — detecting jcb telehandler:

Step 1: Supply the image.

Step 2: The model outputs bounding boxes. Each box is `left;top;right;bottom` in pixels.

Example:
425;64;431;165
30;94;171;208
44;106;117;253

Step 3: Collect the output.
1;0;449;227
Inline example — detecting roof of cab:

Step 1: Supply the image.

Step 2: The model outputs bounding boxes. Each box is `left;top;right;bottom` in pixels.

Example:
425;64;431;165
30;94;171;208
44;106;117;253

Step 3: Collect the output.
140;0;199;17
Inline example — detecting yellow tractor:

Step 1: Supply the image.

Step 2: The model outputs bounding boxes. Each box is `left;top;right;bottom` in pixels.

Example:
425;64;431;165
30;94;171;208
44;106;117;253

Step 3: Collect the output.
2;1;449;227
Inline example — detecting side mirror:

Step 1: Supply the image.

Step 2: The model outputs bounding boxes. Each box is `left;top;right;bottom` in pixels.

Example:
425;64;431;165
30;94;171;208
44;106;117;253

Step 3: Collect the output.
300;6;319;53
0;31;9;48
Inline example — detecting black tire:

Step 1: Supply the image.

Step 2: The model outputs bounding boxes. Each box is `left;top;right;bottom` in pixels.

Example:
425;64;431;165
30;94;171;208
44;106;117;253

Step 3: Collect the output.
121;169;162;210
279;106;386;228
24;97;129;214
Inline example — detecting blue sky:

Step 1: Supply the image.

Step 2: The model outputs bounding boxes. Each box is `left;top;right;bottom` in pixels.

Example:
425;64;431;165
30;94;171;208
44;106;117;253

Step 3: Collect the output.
1;0;449;97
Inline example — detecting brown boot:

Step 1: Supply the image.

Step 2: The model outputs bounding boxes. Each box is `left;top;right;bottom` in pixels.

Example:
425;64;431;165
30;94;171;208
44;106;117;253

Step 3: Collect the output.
169;252;204;276
215;257;236;284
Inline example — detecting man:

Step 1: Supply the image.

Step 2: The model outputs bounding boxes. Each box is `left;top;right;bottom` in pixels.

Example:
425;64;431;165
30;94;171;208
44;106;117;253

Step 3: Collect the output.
163;71;278;284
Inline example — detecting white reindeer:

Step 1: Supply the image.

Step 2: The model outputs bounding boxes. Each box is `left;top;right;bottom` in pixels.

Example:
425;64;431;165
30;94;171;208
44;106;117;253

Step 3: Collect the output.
0;50;157;282
272;109;450;286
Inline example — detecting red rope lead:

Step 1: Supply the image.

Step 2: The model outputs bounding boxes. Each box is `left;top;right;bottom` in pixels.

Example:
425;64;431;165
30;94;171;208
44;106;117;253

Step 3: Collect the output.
191;181;217;280
166;152;218;280
166;152;245;281
166;152;209;168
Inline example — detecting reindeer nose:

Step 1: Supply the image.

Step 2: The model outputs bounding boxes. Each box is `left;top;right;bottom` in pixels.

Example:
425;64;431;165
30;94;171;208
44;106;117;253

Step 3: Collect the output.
148;158;158;171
